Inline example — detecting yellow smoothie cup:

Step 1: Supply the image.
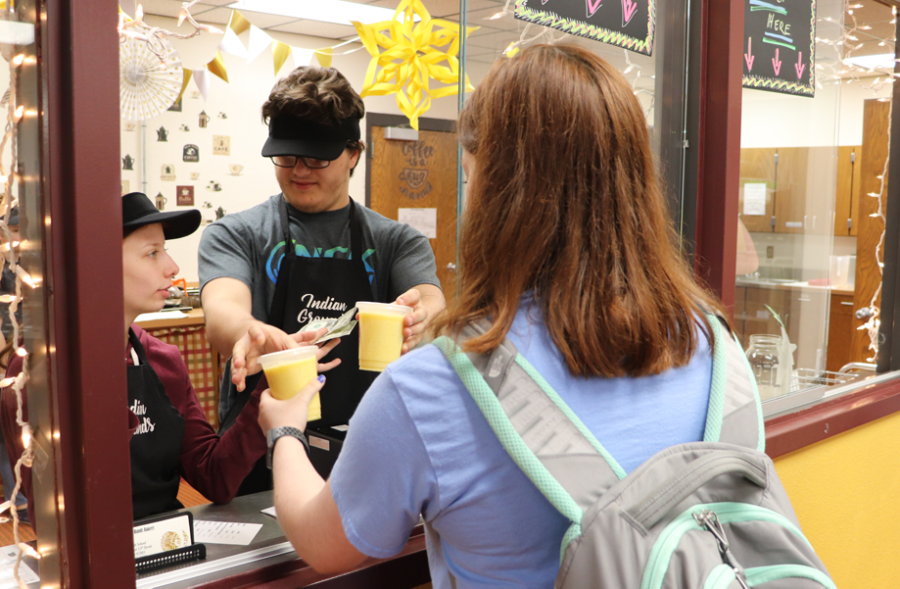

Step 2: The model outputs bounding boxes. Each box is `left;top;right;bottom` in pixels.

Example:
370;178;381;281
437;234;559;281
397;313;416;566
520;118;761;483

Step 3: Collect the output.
257;346;321;422
356;302;413;372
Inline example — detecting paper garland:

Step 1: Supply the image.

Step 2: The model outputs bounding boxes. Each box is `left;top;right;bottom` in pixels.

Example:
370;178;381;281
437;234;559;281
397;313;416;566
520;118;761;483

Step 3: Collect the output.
352;0;476;129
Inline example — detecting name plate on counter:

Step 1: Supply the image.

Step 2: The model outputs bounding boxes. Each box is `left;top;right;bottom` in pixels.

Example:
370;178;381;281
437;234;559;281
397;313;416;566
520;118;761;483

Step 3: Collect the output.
134;512;194;558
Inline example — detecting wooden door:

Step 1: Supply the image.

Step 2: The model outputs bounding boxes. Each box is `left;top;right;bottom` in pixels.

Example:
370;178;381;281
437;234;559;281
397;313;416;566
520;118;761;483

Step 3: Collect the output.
774;147;809;234
826;293;855;372
739;148;776;233
852;99;890;364
369;126;458;302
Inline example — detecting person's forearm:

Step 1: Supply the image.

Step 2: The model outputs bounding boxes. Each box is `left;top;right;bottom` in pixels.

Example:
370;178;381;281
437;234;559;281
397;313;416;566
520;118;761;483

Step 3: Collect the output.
272;438;330;563
204;299;257;357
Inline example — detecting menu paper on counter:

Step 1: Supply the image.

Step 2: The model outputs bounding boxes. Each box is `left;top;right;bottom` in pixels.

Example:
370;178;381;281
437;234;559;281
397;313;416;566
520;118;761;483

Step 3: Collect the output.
0;545;39;588
398;208;437;239
193;520;262;545
133;513;194;558
742;183;767;216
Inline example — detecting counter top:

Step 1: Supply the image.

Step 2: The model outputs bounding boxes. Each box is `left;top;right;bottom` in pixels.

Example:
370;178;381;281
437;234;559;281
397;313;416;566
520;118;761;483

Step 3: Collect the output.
136;307;206;330
735;278;854;296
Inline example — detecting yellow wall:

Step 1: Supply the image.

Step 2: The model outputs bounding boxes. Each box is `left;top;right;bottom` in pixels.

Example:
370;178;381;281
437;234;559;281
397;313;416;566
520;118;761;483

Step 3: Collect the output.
773;410;900;588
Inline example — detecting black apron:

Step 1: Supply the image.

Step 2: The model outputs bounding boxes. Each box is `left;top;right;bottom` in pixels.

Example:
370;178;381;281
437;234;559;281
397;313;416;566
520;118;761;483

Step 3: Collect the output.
128;328;186;520
220;198;377;492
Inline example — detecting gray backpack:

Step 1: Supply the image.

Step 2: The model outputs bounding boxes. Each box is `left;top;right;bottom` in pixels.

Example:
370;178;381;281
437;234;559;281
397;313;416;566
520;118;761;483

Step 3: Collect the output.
432;316;835;589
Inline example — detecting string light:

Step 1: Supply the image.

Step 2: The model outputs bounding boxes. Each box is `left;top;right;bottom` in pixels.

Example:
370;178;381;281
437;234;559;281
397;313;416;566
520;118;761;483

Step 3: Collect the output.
118;0;223;64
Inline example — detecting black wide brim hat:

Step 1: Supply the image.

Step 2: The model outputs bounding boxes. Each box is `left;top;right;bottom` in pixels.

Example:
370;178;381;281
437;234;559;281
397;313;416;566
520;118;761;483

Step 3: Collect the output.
122;192;201;240
261;114;361;161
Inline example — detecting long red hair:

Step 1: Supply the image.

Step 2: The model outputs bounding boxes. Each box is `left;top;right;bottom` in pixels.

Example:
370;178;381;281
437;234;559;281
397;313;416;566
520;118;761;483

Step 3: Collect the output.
433;44;726;377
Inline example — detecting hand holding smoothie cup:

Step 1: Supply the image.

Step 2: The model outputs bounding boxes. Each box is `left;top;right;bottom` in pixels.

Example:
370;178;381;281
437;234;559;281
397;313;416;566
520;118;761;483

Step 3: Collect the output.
356;302;413;372
257;346;322;421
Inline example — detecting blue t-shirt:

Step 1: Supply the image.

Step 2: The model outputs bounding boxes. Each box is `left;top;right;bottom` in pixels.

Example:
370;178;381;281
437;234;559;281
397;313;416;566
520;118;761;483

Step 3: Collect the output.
330;298;712;588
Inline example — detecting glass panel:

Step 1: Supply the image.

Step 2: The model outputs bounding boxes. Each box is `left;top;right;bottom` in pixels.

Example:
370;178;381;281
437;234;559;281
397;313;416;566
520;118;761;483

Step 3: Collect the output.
737;0;896;413
0;0;52;584
456;0;692;229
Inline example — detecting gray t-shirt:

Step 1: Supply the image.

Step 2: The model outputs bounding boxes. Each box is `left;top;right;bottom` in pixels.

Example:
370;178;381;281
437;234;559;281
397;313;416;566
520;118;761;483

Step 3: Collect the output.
198;194;441;325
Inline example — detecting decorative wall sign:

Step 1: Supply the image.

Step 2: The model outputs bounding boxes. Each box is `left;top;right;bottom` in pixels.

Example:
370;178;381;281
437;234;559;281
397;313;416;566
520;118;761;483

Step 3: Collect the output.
207;180;222;192
122;154;135;170
218;112;228;119
514;0;656;56
168;97;182;112
157;126;168;141
212;135;230;156
183;144;199;162
176;185;195;206
179;124;190;132
199;111;209;128
228;164;243;176
215;206;227;220
155;192;168;210
190;90;201;99
742;0;815;97
161;164;176;181
190;172;201;180
121;180;130;194
124;121;137;132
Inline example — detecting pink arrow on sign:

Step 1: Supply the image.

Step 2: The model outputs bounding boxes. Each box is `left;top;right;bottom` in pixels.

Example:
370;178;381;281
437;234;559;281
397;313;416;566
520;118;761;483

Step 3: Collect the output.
586;0;602;18
772;47;782;76
795;52;805;79
622;0;638;25
744;37;755;71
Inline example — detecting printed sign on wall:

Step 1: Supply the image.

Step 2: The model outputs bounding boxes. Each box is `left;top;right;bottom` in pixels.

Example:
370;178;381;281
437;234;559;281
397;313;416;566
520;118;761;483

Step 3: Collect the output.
515;0;656;55
213;135;231;156
742;0;815;97
176;185;195;207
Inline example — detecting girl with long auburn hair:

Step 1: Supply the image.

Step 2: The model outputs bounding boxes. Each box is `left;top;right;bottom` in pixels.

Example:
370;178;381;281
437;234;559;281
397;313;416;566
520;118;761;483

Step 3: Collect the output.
257;44;728;588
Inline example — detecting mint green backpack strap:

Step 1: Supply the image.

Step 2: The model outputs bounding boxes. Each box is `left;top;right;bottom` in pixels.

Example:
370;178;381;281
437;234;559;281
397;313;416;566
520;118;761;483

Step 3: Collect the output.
703;313;766;452
433;324;625;521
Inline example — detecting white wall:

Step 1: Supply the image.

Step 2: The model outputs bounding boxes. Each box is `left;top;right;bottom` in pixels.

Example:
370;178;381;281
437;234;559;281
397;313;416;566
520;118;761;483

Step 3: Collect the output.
741;77;891;149
122;15;490;282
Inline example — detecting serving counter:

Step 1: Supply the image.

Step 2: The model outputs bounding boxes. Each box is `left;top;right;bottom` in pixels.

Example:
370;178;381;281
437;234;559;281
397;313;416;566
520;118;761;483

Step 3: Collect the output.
133;491;429;589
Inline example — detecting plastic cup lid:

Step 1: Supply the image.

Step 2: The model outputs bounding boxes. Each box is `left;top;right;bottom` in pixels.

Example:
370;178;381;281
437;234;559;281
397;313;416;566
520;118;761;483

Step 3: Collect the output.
257;345;318;369
355;301;413;316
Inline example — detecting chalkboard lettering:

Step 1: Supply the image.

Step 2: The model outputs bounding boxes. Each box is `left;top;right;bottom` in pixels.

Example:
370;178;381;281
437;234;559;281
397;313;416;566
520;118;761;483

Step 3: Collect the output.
514;0;656;56
743;0;815;97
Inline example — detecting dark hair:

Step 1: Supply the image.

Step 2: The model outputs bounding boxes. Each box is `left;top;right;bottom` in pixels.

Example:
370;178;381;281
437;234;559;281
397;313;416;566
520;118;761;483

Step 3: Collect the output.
433;44;727;378
262;66;366;157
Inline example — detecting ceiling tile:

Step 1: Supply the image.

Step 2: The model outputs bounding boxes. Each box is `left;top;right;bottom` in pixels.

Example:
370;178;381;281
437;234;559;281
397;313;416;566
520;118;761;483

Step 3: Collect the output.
140;0;188;18
367;0;497;18
188;6;235;24
268;20;359;38
226;9;298;29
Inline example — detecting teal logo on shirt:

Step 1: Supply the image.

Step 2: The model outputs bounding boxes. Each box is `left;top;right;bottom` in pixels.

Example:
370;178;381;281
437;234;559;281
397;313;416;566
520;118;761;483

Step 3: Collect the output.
266;241;376;285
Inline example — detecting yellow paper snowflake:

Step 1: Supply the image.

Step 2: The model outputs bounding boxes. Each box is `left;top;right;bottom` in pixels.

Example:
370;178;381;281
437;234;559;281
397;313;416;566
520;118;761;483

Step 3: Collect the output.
352;0;477;130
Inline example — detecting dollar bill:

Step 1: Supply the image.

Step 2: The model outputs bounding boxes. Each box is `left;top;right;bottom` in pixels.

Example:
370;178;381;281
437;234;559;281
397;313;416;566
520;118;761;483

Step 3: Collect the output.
299;306;358;344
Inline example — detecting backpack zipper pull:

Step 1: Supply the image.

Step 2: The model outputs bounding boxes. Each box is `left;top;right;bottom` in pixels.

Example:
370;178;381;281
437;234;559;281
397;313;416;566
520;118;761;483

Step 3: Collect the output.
694;510;750;589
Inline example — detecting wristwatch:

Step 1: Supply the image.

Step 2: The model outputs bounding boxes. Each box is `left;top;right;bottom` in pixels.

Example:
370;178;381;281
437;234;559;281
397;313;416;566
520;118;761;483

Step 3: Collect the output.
266;426;309;469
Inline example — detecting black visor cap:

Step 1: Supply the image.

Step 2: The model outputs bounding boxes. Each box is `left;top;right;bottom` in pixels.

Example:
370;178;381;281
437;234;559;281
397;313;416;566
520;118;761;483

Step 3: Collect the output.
261;114;361;161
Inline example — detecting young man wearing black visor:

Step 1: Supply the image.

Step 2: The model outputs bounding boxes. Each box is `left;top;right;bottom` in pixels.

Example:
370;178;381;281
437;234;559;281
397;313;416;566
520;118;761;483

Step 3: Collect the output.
199;66;444;490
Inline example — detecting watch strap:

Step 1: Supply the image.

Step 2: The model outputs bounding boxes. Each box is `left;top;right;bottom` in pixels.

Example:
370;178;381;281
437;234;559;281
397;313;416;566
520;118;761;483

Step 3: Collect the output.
266;426;309;469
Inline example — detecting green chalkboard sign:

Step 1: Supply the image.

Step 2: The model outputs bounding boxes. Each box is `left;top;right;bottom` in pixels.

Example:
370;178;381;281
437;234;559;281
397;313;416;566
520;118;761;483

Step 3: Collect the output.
743;0;816;97
514;0;656;56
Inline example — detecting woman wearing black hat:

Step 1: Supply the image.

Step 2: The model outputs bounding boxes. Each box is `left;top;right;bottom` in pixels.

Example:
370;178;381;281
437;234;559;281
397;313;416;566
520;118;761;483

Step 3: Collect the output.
1;192;338;524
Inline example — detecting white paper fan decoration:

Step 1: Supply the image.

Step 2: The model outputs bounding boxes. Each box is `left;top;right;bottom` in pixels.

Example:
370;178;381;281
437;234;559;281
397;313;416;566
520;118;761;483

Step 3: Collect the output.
119;38;183;121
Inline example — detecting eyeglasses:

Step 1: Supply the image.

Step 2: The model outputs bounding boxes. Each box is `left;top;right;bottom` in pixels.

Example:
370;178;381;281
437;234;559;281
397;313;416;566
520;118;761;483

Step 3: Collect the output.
270;155;331;169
